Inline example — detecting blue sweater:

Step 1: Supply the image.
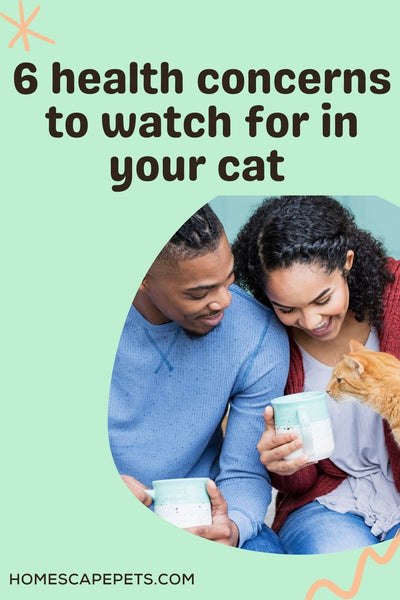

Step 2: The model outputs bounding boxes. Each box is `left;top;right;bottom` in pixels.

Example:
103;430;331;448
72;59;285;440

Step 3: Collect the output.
108;285;289;545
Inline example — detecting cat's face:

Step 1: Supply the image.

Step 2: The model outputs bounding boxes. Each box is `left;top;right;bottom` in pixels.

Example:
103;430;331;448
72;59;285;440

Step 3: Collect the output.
326;339;400;411
326;353;371;406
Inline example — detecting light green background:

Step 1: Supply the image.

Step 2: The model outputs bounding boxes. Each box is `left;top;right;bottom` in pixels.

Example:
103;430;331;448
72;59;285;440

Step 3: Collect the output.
1;1;399;598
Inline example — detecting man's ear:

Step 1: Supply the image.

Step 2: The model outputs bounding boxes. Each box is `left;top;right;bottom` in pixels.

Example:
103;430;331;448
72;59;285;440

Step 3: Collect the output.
139;275;149;291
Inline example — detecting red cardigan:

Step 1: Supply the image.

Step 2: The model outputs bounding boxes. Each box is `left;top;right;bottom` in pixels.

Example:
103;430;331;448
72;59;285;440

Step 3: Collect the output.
271;258;400;532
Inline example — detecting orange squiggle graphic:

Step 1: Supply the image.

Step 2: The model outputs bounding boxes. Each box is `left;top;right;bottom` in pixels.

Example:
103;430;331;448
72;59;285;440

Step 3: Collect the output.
305;531;400;600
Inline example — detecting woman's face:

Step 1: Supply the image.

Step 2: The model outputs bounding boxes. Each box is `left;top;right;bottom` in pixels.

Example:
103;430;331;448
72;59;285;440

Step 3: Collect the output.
263;252;354;342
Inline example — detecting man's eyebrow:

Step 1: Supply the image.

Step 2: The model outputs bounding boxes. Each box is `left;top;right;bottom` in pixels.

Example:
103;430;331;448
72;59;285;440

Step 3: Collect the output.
186;283;215;292
270;288;331;309
186;268;235;292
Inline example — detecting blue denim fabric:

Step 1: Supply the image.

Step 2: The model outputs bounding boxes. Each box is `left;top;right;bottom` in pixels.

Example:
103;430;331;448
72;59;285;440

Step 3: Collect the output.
278;501;400;554
384;523;400;540
241;524;286;553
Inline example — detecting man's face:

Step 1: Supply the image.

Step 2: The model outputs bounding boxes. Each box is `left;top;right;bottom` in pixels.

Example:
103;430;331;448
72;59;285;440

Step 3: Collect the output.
139;233;235;335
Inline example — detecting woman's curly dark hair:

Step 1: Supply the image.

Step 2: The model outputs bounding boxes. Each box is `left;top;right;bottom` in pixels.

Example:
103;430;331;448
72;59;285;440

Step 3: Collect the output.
232;196;393;329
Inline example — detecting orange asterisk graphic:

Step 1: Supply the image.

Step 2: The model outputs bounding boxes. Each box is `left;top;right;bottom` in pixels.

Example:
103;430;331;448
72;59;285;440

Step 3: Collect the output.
0;1;55;51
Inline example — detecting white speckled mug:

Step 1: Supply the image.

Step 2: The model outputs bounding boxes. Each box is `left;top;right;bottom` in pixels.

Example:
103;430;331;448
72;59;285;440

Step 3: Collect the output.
147;478;212;528
271;391;335;462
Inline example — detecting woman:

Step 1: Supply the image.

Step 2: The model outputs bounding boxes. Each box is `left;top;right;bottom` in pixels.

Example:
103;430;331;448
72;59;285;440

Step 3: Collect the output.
232;196;400;554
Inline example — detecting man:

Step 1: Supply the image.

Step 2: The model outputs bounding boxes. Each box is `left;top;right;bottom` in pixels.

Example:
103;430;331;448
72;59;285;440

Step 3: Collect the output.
108;204;289;551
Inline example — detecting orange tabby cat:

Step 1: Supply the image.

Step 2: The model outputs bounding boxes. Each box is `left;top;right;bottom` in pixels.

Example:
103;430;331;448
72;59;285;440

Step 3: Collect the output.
326;339;400;445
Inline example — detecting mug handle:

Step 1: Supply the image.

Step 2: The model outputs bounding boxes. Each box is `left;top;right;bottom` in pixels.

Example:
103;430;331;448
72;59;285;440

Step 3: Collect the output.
297;408;314;458
146;488;155;501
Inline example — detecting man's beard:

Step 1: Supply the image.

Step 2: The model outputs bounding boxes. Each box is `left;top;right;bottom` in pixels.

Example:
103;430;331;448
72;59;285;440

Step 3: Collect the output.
183;321;222;339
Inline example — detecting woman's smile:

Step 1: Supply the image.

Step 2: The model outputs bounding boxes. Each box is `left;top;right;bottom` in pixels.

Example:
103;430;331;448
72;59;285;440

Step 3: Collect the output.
309;316;332;336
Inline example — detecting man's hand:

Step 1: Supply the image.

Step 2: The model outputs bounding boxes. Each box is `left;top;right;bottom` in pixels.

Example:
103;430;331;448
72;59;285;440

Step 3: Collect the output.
185;480;239;547
121;475;153;507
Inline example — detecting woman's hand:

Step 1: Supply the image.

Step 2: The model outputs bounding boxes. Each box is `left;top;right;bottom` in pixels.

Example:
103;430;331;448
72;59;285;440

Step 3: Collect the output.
257;406;314;476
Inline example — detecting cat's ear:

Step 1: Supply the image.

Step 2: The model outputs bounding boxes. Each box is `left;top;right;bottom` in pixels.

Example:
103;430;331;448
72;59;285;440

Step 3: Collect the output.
349;339;366;353
343;354;365;375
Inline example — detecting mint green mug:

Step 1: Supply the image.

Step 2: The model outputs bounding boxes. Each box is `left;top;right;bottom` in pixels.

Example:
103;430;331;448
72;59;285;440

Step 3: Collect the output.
271;391;335;462
147;478;212;528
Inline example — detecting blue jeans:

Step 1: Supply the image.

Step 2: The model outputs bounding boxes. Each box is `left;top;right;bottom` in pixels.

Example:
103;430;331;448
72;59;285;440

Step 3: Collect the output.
242;524;286;553
278;501;400;554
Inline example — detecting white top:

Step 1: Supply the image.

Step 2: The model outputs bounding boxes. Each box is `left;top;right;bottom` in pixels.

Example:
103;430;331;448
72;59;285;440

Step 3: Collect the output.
300;329;400;539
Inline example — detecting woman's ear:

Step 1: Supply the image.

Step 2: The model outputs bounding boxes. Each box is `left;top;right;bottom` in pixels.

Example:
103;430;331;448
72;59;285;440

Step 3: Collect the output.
344;249;354;271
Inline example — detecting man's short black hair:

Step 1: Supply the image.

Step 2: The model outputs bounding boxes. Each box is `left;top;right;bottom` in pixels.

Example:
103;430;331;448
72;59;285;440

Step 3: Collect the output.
157;204;224;262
